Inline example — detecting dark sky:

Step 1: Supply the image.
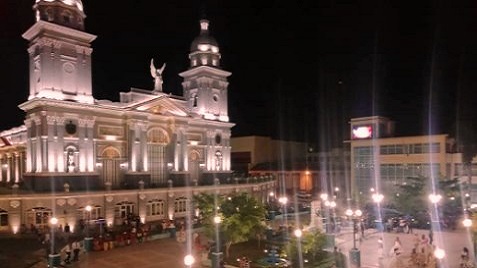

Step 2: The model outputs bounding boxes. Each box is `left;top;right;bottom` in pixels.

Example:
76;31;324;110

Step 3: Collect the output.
1;0;477;149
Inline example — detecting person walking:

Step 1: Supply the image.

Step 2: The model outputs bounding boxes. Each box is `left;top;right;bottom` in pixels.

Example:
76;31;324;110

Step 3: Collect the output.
389;236;402;256
72;240;81;262
389;247;405;268
460;247;473;268
428;229;433;245
63;243;72;264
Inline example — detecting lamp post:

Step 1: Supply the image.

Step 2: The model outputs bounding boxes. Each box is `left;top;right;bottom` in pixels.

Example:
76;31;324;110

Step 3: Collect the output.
320;193;329;232
84;205;93;252
434;247;446;266
184;254;195;268
463;217;475;263
48;217;61;268
278;196;288;216
428;193;442;231
294;228;303;267
372;193;384;231
346;209;362;268
212;215;223;268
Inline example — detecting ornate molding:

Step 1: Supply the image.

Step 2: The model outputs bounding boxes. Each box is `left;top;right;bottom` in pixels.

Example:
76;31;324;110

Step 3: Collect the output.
56;199;66;206
106;196;114;203
67;198;77;206
9;200;20;209
46;116;56;125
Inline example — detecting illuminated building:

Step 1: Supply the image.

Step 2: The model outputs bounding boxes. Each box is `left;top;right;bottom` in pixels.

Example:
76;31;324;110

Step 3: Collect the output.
348;116;476;201
0;0;275;232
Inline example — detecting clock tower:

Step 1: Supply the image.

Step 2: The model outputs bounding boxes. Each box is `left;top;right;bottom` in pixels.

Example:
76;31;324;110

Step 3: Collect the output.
22;0;95;104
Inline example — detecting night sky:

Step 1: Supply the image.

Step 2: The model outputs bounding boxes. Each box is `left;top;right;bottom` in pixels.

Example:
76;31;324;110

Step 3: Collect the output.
1;0;477;150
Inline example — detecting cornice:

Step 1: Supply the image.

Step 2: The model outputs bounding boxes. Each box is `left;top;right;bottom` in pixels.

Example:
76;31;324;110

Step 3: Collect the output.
22;21;96;43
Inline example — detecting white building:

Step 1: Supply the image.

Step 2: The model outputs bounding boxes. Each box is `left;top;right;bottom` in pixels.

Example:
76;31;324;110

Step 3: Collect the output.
2;0;234;191
0;0;275;232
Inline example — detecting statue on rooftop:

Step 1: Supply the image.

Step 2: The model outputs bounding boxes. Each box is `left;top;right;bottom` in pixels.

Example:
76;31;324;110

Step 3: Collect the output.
150;58;166;92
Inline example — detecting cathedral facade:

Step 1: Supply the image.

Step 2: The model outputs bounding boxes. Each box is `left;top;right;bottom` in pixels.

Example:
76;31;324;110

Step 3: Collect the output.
0;0;275;232
3;0;234;191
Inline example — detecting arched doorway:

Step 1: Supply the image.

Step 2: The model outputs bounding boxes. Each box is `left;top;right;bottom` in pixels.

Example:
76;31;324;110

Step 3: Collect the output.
189;150;201;184
147;128;169;185
100;147;121;188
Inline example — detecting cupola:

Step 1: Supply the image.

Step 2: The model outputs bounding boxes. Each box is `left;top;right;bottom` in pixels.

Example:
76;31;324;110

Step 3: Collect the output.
33;0;86;31
189;19;221;68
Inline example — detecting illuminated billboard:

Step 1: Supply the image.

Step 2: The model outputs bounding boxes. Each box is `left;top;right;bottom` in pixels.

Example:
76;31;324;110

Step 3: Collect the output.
352;125;373;139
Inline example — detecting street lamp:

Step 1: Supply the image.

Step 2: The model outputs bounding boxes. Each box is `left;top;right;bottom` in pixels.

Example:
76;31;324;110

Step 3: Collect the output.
463;217;476;262
84;205;93;252
212;215;223;268
428;193;442;231
372;193;384;231
325;200;336;233
48;217;60;268
184;254;195;268
294;228;303;267
434;247;446;266
345;209;362;268
278;196;288;229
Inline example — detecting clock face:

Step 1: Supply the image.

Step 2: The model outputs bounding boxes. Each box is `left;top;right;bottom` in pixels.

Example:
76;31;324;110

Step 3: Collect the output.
352;126;373;139
63;62;75;74
215;134;221;144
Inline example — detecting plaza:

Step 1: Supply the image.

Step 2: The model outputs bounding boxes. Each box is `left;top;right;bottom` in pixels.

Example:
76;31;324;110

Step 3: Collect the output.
14;225;471;268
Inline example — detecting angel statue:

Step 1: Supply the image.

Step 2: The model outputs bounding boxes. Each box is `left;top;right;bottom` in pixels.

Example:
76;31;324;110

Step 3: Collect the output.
150;58;166;92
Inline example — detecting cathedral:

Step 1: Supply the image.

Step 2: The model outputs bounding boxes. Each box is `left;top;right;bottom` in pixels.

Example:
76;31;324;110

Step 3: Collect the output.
1;0;234;192
0;0;275;232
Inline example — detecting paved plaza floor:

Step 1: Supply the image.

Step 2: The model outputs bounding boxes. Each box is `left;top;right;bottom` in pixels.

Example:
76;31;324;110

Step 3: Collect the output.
335;227;473;268
24;227;474;268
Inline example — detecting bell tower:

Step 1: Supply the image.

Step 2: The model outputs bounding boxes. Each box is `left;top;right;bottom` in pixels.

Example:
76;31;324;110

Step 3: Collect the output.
22;0;96;104
179;19;231;122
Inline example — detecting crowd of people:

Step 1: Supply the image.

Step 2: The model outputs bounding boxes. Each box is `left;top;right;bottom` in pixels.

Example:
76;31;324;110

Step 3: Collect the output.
383;230;474;268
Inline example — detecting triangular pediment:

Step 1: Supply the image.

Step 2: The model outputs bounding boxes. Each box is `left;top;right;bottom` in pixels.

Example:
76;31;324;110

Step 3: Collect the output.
133;96;189;117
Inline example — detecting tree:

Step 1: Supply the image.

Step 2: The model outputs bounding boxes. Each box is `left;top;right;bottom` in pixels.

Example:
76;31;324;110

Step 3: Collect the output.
285;229;326;264
194;192;266;258
392;176;426;215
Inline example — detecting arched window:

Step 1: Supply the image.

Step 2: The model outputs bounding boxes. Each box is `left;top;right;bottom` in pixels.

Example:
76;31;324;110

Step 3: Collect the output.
0;209;7;227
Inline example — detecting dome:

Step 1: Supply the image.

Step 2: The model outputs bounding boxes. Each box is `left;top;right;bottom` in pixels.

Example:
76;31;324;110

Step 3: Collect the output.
190;20;219;53
35;0;84;12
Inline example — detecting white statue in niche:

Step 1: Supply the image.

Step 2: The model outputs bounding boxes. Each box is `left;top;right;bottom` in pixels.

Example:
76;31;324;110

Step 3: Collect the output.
150;58;166;92
67;151;75;173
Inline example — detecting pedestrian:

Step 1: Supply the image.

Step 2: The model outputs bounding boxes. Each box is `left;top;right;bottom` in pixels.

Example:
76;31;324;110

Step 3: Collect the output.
389;236;402;256
461;247;470;266
360;220;365;238
420;234;429;251
389;247;405;268
377;237;384;257
428;229;433;245
63;244;72;264
72;240;81;261
417;247;427;267
408;220;414;234
408;248;419;268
